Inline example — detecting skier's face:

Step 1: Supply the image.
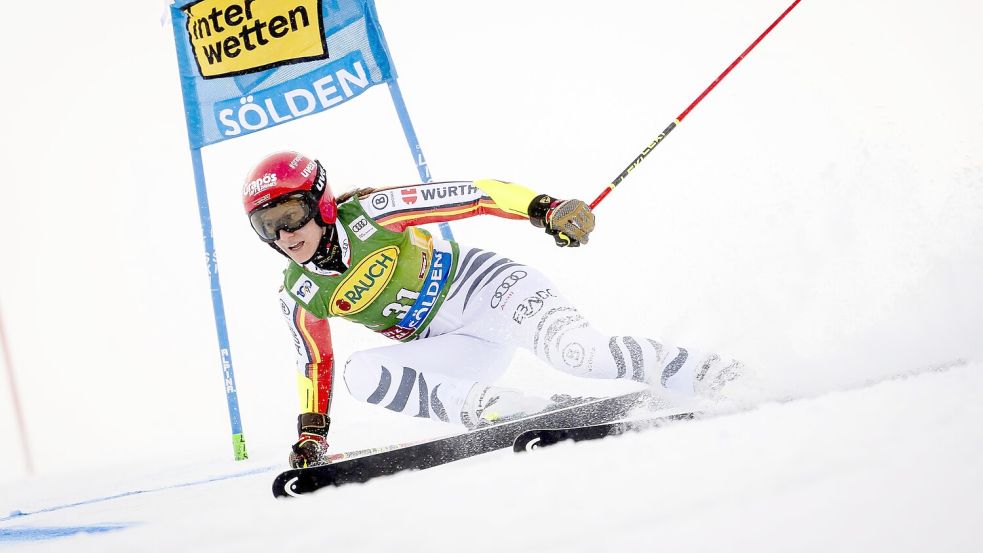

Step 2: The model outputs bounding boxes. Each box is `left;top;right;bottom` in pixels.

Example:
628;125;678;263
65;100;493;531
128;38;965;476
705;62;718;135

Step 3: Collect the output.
274;218;325;264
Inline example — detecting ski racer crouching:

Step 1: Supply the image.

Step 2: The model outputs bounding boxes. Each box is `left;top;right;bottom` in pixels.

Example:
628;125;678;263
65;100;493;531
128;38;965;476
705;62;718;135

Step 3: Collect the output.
242;151;743;468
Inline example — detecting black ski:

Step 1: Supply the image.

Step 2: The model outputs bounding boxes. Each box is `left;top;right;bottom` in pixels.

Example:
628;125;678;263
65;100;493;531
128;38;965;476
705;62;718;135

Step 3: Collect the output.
512;411;699;452
272;390;658;497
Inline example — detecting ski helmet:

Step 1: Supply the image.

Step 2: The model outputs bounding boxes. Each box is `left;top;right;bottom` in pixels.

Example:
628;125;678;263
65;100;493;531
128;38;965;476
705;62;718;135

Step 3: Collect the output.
242;151;336;242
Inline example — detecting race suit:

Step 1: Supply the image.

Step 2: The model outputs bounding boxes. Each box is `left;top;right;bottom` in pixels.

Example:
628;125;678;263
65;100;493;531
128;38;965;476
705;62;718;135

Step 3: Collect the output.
280;180;734;424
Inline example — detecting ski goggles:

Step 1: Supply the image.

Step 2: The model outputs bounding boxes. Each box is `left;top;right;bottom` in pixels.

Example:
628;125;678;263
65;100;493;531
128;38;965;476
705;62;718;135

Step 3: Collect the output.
249;195;315;242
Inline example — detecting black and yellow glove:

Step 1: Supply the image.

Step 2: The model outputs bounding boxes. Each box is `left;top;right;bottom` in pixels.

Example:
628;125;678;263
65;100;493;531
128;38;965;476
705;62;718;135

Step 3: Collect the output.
288;412;331;468
527;194;596;247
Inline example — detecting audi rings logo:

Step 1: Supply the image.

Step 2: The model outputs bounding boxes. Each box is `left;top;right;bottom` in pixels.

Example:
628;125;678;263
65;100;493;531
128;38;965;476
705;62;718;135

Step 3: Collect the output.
489;270;528;308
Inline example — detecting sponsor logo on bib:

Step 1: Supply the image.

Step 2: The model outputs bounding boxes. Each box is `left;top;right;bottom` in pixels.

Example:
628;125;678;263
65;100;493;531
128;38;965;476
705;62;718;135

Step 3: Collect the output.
290;276;320;305
348;215;376;241
329;246;399;315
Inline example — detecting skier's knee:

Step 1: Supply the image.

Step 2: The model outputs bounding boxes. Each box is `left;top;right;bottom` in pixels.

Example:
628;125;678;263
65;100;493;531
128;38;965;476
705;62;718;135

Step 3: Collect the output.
342;351;388;402
540;325;610;379
539;338;598;378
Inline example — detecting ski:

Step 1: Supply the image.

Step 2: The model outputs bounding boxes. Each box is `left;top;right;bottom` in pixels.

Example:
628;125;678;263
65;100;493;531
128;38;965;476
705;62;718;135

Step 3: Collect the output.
272;389;661;497
274;359;966;497
512;411;699;452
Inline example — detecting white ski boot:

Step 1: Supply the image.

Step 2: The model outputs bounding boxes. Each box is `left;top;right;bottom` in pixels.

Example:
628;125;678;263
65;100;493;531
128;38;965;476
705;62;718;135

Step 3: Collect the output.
692;353;746;399
460;385;552;429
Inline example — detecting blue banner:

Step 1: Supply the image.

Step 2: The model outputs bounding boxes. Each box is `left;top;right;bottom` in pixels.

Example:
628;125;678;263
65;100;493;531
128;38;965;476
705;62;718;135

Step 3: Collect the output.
170;0;396;148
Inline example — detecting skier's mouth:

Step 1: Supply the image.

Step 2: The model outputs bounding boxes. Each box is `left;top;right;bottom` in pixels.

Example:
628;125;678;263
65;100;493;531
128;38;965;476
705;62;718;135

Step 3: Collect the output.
287;241;305;252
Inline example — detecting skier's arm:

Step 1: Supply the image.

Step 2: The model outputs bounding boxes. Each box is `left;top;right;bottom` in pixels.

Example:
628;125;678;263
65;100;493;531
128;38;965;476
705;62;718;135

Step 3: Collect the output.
473;180;596;247
359;180;595;247
357;180;533;231
279;288;334;467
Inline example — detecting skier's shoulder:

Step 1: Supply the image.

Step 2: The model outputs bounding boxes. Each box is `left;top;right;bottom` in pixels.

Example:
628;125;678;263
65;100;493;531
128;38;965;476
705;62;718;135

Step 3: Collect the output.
278;283;330;326
281;260;304;286
280;263;330;317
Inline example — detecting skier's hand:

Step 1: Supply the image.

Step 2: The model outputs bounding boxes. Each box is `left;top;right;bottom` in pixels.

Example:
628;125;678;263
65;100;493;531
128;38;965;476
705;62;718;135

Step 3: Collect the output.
288;413;331;468
527;194;595;247
289;434;329;468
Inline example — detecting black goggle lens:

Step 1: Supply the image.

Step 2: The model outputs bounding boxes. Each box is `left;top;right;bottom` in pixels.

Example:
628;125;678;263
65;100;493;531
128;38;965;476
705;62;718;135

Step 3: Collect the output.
249;196;315;242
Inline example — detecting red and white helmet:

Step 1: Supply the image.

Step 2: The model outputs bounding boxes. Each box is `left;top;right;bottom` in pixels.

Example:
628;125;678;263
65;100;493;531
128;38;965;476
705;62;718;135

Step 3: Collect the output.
242;151;336;226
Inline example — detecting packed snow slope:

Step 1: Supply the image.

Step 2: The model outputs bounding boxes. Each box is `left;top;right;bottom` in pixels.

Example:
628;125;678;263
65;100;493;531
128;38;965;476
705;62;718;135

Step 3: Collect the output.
1;0;982;551
2;362;981;552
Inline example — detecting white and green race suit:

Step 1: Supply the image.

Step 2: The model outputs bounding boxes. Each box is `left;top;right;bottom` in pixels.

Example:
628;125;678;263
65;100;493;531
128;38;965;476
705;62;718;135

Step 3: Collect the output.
279;180;740;427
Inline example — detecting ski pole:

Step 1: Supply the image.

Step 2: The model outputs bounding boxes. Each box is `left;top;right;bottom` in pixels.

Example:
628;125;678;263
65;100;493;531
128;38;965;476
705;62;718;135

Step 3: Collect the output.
589;0;804;210
0;301;33;474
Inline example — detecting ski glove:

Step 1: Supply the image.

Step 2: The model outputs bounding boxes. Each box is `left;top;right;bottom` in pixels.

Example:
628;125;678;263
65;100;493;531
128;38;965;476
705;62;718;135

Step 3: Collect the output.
288;413;331;468
528;194;596;247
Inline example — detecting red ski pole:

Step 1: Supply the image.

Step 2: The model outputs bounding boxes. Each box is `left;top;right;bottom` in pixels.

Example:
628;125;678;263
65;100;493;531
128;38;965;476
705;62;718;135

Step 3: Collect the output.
0;302;34;475
590;0;804;210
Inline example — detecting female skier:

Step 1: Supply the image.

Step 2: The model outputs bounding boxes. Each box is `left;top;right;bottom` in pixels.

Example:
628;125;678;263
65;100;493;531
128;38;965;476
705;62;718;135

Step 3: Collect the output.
242;151;741;467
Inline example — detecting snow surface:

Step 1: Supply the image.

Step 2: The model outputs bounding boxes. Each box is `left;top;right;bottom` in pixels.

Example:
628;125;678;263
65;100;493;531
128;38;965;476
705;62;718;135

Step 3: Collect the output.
3;361;981;553
2;0;982;551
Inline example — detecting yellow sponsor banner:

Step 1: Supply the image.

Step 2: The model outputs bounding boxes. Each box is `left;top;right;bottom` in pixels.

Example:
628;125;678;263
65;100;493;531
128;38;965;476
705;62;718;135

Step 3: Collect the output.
329;246;399;316
184;0;327;79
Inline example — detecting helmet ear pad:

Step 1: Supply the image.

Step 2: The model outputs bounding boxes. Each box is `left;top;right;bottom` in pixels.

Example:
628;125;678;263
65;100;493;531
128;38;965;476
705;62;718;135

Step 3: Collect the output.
318;194;337;225
312;159;337;225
